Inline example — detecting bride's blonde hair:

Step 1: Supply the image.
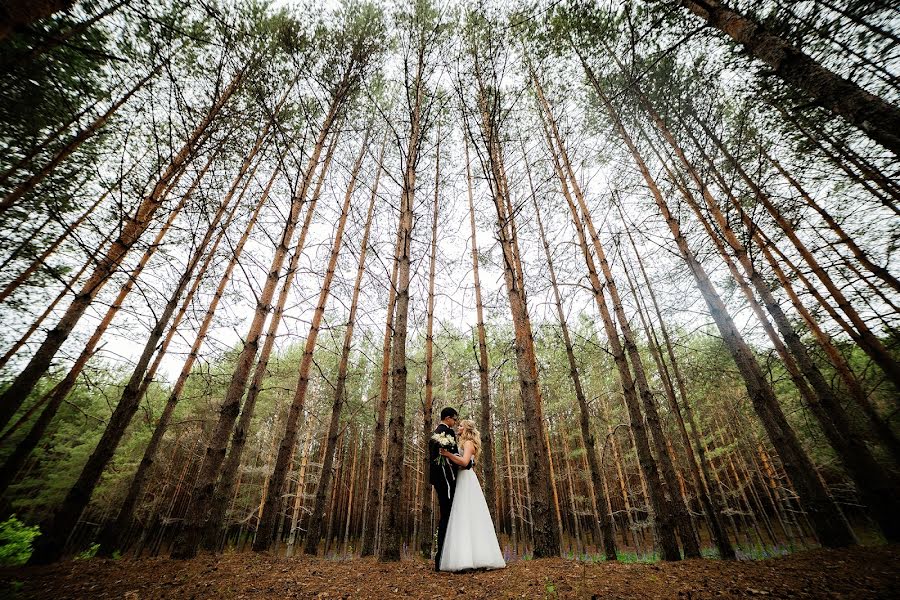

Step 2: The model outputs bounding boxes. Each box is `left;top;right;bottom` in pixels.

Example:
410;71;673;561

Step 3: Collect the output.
457;419;481;460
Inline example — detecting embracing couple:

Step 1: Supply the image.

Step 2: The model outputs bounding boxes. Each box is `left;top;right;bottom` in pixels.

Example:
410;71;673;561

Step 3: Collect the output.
429;406;506;572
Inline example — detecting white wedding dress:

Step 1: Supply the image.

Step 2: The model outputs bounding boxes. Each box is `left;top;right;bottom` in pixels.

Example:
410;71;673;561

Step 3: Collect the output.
439;460;506;572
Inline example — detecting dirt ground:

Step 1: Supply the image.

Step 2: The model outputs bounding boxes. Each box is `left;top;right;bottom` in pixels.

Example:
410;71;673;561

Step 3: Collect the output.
2;544;898;599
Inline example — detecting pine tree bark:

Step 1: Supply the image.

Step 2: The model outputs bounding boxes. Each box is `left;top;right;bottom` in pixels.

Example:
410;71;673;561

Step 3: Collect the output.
305;133;382;556
420;132;440;558
467;55;560;558
359;217;402;557
464;135;498;528
170;78;347;560
254;127;368;553
527;161;617;560
378;109;419;562
580;53;856;549
100;158;280;557
27;149;244;564
0;145;221;496
675;0;900;155
199;133;340;552
0;68;244;430
531;71;681;561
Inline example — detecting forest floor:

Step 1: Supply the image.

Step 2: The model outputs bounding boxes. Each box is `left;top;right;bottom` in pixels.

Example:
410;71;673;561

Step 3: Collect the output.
2;544;898;599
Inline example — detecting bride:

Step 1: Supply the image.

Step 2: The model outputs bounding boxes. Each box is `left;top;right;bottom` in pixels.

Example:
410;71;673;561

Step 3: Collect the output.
438;419;506;572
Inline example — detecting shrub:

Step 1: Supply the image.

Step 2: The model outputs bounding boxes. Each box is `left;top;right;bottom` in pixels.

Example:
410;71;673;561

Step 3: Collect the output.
0;515;40;566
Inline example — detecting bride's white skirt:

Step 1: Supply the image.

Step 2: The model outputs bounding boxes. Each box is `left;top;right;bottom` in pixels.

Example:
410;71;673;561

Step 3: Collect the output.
439;469;506;572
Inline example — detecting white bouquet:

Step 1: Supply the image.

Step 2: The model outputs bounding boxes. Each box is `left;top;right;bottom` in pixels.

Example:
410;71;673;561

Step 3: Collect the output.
431;432;455;466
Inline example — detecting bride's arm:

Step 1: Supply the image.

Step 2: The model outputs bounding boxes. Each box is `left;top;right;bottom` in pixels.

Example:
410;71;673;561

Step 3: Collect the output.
440;441;475;467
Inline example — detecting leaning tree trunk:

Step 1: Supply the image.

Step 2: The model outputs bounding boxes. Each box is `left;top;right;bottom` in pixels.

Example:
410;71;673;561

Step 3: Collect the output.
199;134;340;552
0;145;221;496
468;61;560;557
690;113;900;392
27;156;241;564
420;132;440;559
170;77;346;561
0;222;114;372
532;75;681;561
756;140;900;295
535;72;700;558
305;138;380;556
616;201;736;560
0;148;148;302
359;219;402;557
675;0;900;155
671;114;900;542
0;67;244;430
96;152;282;557
581;51;856;549
527;158;617;561
253;128;368;553
464;137;497;528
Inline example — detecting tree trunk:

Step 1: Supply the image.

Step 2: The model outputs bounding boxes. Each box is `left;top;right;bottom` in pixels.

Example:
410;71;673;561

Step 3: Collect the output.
0;148;148;303
169;78;345;560
27;150;243;564
618;203;736;560
378;109;419;562
467;59;560;558
693;114;900;391
0;144;222;496
527;160;618;560
420;132;439;558
580;52;856;549
531;70;681;561
0;67;244;430
675;113;900;541
464;135;498;528
199;133;340;552
98;152;281;556
758;141;900;295
254;127;368;553
305;134;382;556
676;0;900;154
0;222;113;372
359;214;402;557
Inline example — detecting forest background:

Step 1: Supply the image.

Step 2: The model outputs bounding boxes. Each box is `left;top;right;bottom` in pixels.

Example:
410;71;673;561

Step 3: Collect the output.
0;0;897;574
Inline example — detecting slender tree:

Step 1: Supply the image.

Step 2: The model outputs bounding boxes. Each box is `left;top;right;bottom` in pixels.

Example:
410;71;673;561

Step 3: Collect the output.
580;50;856;548
673;0;900;154
526;153;617;560
170;78;346;560
254;125;370;552
305;132;382;555
199;132;341;551
0;67;245;430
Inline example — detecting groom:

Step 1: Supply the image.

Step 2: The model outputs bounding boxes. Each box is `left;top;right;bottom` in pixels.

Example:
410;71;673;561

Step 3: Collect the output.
429;406;465;570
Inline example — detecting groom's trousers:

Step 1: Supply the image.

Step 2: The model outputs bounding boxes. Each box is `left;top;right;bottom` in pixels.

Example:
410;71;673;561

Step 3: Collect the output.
433;476;455;569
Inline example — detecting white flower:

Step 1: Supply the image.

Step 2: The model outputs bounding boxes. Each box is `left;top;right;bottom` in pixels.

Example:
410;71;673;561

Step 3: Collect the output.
431;432;455;448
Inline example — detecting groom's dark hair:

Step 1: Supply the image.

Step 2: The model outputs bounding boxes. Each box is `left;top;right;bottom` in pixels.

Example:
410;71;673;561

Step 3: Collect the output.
440;407;458;420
